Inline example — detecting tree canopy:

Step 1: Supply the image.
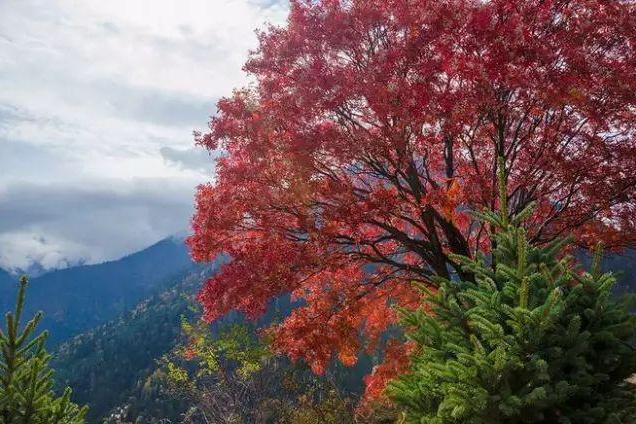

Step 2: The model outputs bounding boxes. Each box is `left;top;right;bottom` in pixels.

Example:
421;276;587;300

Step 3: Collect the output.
189;0;636;394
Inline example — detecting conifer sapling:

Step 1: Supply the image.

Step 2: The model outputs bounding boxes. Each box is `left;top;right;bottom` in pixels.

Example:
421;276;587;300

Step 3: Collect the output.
0;276;87;424
388;159;636;423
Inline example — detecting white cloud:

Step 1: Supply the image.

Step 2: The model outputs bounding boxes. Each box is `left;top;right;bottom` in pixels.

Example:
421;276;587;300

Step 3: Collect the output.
0;178;199;273
0;0;289;270
0;232;87;273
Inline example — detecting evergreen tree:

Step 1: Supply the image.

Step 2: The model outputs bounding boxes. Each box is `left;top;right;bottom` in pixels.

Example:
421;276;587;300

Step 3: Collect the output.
0;276;87;423
388;160;636;423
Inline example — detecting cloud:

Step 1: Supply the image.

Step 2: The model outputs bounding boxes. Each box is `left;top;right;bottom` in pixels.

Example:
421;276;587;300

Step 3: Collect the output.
0;234;87;274
0;178;197;273
0;0;289;270
160;146;221;173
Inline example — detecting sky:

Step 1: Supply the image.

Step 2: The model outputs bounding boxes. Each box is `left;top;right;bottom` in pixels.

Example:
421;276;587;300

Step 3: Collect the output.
0;0;288;273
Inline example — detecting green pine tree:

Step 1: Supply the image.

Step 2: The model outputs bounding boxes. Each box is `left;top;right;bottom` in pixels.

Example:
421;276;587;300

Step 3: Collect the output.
388;159;636;423
0;276;87;424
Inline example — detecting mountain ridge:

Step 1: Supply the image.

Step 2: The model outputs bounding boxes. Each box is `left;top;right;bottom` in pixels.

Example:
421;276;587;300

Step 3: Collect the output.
0;236;196;345
2;231;192;279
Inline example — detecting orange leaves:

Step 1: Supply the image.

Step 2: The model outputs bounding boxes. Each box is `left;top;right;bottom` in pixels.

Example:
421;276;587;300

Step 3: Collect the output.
271;264;373;372
337;346;358;367
183;346;196;361
268;264;421;379
439;179;463;222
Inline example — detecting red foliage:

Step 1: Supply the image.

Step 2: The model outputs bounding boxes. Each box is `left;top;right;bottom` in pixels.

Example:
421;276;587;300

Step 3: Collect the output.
189;0;636;398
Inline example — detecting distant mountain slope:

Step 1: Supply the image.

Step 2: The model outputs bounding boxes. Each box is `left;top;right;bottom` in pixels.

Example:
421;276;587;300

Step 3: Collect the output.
0;267;13;283
1;237;195;346
604;249;636;296
0;267;15;311
52;264;212;422
576;249;636;296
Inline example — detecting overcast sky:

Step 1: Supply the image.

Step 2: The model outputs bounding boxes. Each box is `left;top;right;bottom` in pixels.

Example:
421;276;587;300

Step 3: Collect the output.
0;0;288;273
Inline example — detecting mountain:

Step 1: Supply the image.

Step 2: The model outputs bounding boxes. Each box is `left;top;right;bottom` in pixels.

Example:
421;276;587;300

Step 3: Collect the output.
1;237;195;346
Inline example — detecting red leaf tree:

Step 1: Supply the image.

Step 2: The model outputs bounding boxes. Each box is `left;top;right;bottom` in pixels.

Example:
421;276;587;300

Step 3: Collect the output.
189;0;636;397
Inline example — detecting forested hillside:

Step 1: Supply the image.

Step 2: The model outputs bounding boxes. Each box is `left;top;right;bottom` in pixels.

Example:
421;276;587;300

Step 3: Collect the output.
50;255;374;423
51;265;209;422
